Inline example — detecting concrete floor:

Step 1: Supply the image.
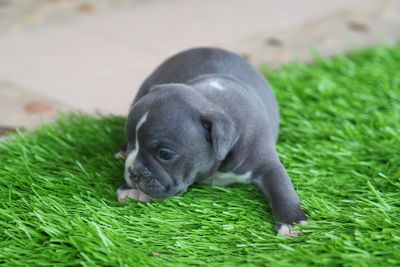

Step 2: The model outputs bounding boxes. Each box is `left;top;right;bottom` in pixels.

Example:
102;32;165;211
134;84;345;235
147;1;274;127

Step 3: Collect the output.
0;0;399;137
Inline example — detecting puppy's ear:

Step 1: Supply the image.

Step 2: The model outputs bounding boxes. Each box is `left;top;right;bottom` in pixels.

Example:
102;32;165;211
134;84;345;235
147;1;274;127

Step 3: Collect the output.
201;111;239;161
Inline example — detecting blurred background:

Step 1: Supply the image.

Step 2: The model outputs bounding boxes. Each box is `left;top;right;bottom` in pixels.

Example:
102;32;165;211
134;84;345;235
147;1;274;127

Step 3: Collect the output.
0;0;399;137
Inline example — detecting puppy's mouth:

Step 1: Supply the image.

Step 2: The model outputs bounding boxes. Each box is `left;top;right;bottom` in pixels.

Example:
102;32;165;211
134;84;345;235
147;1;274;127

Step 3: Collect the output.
123;160;189;201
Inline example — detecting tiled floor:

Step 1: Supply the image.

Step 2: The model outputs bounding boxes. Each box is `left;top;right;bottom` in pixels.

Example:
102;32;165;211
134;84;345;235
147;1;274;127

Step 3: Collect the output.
229;0;400;67
0;0;399;138
0;80;70;140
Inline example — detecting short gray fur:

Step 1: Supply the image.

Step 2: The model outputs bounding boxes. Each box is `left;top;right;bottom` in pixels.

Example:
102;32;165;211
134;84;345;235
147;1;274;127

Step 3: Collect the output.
121;47;307;231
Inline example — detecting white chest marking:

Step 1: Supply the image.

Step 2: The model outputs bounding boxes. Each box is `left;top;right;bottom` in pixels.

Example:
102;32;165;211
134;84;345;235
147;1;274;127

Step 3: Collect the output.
201;171;253;186
209;80;225;91
124;112;148;187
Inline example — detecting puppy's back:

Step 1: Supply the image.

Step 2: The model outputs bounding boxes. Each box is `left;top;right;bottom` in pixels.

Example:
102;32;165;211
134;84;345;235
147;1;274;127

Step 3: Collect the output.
135;48;268;99
133;48;279;136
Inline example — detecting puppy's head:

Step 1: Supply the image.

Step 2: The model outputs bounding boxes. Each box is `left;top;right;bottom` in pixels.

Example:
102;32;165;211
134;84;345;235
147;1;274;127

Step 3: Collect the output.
124;84;239;200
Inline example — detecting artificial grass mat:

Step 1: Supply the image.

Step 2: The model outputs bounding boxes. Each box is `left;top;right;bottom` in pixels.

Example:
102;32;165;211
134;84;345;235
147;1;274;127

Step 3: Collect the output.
1;44;400;266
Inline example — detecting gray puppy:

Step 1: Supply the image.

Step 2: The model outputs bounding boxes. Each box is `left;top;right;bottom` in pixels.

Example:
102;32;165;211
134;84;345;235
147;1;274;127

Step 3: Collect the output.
116;47;307;236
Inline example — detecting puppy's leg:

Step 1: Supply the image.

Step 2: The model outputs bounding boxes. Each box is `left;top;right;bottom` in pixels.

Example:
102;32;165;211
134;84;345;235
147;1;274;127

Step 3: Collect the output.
253;161;307;236
114;142;128;159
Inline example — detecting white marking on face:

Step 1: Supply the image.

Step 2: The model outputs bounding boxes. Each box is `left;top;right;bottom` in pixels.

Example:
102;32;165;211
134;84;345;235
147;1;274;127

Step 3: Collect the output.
124;112;148;187
200;171;252;186
209;80;224;91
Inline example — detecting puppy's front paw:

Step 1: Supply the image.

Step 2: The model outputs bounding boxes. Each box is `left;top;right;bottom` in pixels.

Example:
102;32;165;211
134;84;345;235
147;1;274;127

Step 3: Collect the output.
114;151;127;159
116;186;151;203
276;220;307;237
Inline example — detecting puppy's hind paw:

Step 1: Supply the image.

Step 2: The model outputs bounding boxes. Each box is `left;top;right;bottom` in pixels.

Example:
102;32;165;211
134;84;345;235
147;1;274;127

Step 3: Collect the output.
276;220;307;237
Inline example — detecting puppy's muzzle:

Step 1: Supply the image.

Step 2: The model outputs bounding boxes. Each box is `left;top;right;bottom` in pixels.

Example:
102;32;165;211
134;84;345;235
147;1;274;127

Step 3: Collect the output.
128;166;167;197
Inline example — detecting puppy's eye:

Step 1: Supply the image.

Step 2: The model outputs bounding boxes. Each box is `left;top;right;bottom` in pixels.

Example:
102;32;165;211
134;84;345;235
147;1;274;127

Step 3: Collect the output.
158;149;175;161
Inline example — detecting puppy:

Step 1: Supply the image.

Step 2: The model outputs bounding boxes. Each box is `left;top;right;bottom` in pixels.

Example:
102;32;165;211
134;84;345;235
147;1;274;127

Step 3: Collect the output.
116;47;307;236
